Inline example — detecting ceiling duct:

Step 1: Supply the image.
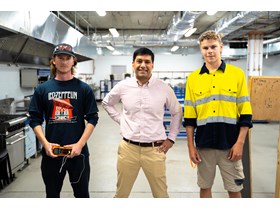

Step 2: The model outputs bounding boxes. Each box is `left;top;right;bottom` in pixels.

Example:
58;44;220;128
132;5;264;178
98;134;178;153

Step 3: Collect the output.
205;11;280;58
210;11;280;41
88;11;203;51
209;11;251;37
166;11;202;41
265;42;280;55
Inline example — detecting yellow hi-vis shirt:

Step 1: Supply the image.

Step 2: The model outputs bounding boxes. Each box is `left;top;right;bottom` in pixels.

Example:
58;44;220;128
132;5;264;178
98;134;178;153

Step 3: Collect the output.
184;61;252;149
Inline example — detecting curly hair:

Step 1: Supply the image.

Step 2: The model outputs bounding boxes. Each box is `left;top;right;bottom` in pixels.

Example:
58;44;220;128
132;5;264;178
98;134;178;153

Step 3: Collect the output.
198;30;223;44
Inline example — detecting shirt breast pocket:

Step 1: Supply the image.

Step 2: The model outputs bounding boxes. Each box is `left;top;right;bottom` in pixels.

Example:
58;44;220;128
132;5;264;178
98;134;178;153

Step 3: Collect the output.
193;88;211;100
220;87;237;103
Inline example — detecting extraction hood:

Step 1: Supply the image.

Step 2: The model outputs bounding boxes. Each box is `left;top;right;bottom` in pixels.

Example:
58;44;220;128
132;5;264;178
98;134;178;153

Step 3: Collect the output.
0;11;96;67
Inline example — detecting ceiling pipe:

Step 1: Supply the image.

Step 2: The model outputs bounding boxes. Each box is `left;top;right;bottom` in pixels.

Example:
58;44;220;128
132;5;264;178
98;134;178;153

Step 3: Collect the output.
263;37;280;45
210;11;280;40
90;11;202;49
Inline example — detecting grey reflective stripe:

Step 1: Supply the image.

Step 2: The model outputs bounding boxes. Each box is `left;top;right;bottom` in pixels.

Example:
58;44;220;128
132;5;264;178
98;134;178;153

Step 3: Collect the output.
194;94;237;106
184;100;195;107
195;97;209;106
185;94;250;111
197;116;237;126
237;96;250;104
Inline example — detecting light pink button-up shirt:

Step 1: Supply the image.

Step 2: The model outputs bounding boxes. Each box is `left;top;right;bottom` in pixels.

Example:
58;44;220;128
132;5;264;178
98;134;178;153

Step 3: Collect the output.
102;75;182;143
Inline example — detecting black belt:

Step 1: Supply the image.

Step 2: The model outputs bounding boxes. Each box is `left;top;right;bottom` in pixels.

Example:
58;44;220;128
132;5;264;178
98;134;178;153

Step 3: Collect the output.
123;137;162;147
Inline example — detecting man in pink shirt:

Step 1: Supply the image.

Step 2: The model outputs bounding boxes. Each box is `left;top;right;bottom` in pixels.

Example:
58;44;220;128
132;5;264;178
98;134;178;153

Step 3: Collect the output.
102;47;182;198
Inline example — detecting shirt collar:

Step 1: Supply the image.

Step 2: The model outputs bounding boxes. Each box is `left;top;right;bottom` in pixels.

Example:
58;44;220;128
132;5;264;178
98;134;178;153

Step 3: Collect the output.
199;60;226;74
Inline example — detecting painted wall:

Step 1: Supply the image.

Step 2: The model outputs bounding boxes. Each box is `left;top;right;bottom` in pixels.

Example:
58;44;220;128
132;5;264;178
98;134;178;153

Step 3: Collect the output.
0;64;34;101
1;53;280;102
228;55;280;76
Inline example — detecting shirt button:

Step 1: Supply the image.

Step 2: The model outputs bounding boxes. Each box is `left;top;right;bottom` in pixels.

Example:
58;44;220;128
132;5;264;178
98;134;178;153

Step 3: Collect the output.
213;86;215;88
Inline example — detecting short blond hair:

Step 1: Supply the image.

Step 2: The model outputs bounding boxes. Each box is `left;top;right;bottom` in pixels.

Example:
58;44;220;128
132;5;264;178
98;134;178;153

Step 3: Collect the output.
198;30;223;44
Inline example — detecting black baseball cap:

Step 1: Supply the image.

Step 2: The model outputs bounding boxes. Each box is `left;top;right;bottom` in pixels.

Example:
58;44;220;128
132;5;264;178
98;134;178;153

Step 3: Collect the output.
52;43;76;57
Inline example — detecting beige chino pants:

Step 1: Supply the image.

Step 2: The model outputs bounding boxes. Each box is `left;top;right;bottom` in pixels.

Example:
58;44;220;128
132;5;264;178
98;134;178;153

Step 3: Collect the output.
114;139;168;198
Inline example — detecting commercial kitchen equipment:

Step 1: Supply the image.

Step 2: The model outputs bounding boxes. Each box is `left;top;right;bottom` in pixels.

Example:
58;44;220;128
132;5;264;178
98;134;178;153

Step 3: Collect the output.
0;114;28;175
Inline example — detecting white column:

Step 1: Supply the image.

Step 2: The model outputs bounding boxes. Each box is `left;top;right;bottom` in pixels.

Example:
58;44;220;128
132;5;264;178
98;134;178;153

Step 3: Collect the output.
247;32;264;76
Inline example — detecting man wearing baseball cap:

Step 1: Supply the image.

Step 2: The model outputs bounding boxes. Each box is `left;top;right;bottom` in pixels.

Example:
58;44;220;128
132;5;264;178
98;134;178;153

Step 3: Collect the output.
50;43;77;77
29;43;99;197
53;43;76;56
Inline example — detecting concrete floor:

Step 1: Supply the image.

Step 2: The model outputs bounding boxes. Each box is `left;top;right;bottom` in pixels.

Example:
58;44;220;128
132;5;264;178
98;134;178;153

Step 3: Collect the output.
0;102;279;201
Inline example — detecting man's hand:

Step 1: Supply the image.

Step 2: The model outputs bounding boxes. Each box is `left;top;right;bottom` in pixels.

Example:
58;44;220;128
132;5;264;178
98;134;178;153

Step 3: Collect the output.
158;139;174;154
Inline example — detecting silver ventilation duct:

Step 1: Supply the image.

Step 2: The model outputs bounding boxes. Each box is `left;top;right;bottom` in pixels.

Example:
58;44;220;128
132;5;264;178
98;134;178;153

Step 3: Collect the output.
88;11;202;50
210;11;280;41
0;11;95;66
165;11;202;41
207;11;280;57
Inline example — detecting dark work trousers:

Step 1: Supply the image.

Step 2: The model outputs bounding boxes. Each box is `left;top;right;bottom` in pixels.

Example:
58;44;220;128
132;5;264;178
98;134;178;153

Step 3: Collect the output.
41;154;90;198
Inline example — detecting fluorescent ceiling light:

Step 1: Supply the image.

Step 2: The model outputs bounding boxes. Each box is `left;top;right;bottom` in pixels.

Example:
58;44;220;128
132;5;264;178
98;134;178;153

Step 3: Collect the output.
207;11;217;16
184;27;197;37
171;45;179;52
96;47;103;55
112;50;122;55
106;45;115;51
96;11;106;16
109;28;119;37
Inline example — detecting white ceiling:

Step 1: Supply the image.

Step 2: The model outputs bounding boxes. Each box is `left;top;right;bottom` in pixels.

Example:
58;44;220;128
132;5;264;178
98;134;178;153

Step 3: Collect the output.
52;11;280;56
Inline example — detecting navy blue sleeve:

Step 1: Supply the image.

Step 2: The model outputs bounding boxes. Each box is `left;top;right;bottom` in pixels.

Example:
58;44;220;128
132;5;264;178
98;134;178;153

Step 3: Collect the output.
183;118;197;127
83;83;99;126
238;114;253;128
28;86;45;129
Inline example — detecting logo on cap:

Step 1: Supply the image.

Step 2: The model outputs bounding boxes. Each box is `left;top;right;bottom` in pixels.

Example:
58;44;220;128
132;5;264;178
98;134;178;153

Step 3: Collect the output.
53;44;76;57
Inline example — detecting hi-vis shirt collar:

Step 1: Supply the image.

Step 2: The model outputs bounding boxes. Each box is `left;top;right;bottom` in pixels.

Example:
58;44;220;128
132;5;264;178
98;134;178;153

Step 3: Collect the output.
199;60;226;74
